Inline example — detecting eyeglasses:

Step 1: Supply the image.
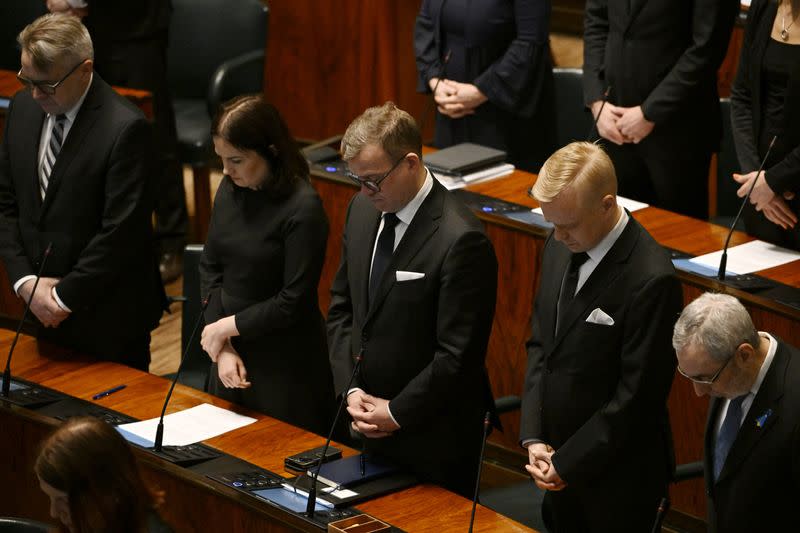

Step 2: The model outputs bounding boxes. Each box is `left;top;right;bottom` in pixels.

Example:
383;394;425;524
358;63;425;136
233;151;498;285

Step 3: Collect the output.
344;155;406;193
677;348;737;385
17;59;88;96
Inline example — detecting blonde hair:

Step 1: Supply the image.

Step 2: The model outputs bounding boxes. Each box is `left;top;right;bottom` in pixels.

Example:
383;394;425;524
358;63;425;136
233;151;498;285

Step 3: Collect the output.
17;13;93;71
341;102;422;161
532;142;617;204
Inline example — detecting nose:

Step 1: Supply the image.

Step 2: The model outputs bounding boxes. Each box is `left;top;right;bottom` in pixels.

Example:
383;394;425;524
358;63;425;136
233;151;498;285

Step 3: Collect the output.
693;382;708;397
360;183;374;195
31;86;47;100
553;227;568;242
49;499;59;520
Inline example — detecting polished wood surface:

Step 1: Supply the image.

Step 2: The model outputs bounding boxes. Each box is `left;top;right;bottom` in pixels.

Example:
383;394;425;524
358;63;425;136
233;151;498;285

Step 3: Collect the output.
309;162;800;521
0;330;532;532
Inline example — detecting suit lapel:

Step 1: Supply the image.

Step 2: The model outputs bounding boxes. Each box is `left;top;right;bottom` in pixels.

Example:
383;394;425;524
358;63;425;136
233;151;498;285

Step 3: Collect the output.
352;205;381;322
40;78;102;217
551;216;639;350
364;180;443;323
541;241;569;346
22;106;46;217
625;0;647;31
717;341;788;483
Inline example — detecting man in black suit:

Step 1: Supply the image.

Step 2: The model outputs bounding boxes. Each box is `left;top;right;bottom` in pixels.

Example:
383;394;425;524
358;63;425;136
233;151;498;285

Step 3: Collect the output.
0;14;165;370
520;142;683;532
673;292;800;533
327;102;498;497
583;0;739;219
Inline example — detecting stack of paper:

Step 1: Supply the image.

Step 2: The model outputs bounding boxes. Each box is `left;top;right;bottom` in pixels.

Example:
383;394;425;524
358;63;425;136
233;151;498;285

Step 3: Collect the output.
688;240;800;275
435;163;515;190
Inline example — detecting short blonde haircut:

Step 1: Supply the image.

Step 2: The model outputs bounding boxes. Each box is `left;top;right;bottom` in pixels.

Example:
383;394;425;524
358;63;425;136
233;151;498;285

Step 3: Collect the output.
17;13;93;71
532;142;617;204
341;102;422;162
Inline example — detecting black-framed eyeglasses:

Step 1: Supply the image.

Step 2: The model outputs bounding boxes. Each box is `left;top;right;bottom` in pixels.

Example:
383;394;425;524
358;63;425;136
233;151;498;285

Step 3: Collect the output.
344;154;407;193
677;346;738;385
17;59;88;96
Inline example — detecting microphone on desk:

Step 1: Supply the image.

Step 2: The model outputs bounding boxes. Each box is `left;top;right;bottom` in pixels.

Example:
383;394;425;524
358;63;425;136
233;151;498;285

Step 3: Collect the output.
418;49;452;137
467;411;492;533
305;353;364;518
717;135;777;281
587;85;612;141
650;496;670;533
153;294;210;453
2;242;52;398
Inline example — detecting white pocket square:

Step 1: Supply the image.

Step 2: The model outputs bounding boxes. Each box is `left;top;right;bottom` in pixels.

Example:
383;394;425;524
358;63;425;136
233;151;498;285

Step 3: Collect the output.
396;270;425;282
586;307;615;326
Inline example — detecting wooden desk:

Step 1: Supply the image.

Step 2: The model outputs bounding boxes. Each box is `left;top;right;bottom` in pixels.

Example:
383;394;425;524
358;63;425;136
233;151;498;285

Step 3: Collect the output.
0;331;532;533
308;163;800;521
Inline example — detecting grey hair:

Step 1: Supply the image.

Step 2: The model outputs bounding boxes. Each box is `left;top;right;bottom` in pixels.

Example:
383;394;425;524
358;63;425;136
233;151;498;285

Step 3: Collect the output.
17;13;94;72
672;293;760;362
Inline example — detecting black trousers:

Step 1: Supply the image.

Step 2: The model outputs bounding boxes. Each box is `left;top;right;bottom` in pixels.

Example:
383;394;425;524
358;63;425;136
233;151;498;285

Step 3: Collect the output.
93;33;188;252
603;138;712;220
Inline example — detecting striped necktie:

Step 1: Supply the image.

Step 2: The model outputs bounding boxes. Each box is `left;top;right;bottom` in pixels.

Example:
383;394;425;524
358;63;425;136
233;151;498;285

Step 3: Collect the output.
40;114;67;200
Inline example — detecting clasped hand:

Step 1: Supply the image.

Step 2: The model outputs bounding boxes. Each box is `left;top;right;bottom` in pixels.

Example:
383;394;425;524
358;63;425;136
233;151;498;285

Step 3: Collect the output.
592;101;654;145
19;277;68;328
525;442;567;491
201;315;238;361
347;390;399;438
733;170;797;230
430;78;488;119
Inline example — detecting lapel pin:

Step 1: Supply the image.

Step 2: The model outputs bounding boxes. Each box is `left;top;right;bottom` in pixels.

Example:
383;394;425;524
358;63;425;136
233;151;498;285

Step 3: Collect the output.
755;408;772;428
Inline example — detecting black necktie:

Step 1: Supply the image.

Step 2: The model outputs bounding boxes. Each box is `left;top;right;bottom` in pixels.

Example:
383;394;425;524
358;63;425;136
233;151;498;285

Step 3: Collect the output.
713;394;747;481
556;252;590;333
369;213;400;304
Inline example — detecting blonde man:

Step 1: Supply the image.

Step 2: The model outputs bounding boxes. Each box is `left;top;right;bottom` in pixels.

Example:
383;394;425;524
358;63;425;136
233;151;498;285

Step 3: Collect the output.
520;142;682;532
0;14;165;370
327;102;498;497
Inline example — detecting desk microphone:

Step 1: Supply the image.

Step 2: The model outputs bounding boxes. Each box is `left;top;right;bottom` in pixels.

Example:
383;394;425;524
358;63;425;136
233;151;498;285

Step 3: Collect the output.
2;242;52;398
587;85;612;141
305;353;363;518
650;496;670;533
468;411;492;533
153;294;210;453
418;49;452;136
717;135;776;281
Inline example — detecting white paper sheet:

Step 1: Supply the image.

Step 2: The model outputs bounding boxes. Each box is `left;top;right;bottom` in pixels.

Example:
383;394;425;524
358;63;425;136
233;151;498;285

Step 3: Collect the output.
689;240;800;275
116;403;256;447
531;195;649;215
434;163;515;190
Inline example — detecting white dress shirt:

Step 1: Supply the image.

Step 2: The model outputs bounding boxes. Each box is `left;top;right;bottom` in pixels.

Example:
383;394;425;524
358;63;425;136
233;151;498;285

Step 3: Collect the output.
574;206;629;295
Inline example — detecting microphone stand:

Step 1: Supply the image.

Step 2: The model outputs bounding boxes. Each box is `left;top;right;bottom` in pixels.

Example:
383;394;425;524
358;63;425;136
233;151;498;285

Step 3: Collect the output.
468;411;491;533
650;496;670;533
2;243;52;398
717;136;777;281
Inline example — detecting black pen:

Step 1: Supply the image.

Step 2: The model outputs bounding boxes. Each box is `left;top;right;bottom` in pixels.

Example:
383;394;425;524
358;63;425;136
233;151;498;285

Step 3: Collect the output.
360;450;366;477
92;384;126;400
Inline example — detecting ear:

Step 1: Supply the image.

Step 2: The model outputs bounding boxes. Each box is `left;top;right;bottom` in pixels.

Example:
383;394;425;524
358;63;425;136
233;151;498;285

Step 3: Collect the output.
601;193;616;212
737;342;755;363
405;152;421;170
81;59;93;74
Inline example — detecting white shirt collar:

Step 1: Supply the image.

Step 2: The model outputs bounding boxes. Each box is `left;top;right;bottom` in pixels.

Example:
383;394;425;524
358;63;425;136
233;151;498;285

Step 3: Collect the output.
585;206;628;263
751;332;777;396
389;168;434;224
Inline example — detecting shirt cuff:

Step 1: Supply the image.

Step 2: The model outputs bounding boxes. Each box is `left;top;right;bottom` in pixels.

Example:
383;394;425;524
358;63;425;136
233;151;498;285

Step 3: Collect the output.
13;275;37;296
51;287;72;313
521;439;544;449
66;0;89;7
347;387;363;396
386;402;400;429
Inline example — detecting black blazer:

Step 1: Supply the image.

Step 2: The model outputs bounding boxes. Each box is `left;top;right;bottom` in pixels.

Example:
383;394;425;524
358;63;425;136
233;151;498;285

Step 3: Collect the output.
520;215;683;525
731;0;800;194
327;178;497;490
0;75;165;364
583;0;739;150
703;338;800;533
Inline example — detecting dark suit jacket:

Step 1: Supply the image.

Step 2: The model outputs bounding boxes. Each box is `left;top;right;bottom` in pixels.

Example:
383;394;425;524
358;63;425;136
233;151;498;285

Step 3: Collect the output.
731;0;800;194
327;178;497;494
583;0;738;151
703;339;800;533
520;215;683;529
0;75;165;366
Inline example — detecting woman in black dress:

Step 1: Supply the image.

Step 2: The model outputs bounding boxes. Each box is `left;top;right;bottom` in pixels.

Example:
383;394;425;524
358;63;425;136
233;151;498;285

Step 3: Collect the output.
199;95;334;435
414;0;556;172
731;0;800;249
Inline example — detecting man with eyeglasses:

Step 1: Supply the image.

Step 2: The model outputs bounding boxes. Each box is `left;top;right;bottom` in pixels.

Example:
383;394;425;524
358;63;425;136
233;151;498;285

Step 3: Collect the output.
673;292;800;533
327;101;498;497
0;14;165;370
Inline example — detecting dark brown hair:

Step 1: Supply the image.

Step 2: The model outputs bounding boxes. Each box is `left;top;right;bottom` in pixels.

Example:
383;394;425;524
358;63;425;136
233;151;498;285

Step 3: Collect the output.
211;94;309;198
35;417;163;533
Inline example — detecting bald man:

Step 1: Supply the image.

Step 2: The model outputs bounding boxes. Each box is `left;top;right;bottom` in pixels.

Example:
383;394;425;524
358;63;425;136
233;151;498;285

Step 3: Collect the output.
519;142;683;532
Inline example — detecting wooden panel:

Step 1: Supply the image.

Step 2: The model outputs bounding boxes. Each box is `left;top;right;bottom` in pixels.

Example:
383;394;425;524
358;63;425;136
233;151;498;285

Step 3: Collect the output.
0;332;533;532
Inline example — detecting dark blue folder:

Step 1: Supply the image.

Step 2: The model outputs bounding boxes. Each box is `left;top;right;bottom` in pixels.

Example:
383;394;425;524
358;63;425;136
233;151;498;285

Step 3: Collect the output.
316;454;399;488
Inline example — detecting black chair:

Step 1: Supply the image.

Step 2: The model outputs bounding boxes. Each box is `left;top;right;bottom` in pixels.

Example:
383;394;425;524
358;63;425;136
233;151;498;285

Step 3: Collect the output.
0;517;51;533
167;0;269;241
0;1;47;70
713;98;744;229
553;68;593;149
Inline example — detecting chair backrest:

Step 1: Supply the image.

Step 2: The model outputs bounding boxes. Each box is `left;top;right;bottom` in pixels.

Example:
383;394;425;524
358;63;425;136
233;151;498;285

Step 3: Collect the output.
716;98;741;218
167;0;268;100
553;68;593;149
0;517;51;533
178;244;211;391
0;1;48;70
